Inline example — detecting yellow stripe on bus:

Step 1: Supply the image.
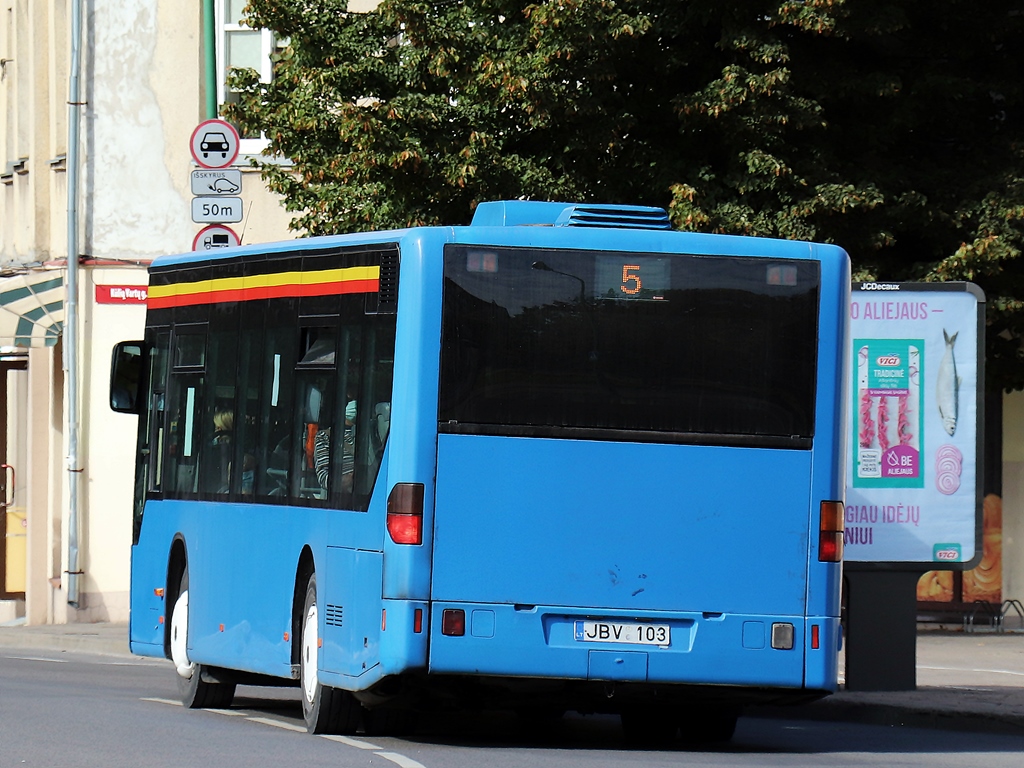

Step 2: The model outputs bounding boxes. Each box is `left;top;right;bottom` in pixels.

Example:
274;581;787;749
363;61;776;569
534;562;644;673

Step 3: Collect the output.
148;266;380;300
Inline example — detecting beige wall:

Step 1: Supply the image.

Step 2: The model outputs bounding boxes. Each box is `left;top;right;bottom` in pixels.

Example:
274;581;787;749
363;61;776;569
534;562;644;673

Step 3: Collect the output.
23;344;61;624
1;0;63;264
1003;391;1024;602
71;267;148;622
84;1;293;258
2;1;296;624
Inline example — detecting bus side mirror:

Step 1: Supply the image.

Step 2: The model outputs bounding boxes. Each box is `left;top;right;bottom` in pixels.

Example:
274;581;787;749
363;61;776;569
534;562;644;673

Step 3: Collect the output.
110;341;145;414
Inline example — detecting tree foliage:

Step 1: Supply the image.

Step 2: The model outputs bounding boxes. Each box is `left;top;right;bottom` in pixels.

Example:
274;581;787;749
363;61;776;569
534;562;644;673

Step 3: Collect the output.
224;0;1024;390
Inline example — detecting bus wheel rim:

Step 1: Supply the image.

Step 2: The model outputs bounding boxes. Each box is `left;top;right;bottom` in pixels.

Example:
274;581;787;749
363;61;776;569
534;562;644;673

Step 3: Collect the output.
170;590;194;679
302;603;318;704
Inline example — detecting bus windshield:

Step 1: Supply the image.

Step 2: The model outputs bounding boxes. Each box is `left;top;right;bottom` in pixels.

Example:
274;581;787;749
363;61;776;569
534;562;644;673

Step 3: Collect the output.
440;245;820;447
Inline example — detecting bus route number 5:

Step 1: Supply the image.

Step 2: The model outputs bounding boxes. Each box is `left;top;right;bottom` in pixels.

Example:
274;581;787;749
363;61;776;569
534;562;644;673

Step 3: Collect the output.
621;264;642;295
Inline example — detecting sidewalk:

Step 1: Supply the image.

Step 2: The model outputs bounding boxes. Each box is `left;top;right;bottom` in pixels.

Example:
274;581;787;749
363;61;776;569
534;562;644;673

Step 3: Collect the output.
2;621;1023;735
0;618;129;657
754;631;1024;735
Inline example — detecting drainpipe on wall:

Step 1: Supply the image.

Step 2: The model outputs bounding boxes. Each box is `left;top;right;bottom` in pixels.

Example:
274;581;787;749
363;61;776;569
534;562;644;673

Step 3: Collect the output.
204;0;217;119
65;0;84;608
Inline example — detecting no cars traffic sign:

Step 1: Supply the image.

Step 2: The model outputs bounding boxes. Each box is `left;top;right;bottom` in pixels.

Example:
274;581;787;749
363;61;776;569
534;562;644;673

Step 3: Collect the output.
190;119;240;169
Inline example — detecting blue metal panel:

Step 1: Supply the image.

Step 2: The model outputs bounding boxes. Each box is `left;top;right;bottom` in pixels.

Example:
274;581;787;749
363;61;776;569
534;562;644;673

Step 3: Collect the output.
588;650;648;681
377;598;429;676
184;501;321;677
803;617;842;692
427;602;808;688
381;230;448;601
805;243;850;621
129;508;171;657
432;435;814;617
130;501;180;655
321;547;383;679
130;499;327;678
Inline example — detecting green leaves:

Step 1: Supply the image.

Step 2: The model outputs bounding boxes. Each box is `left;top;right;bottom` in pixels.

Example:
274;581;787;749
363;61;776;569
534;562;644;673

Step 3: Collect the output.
224;0;1024;389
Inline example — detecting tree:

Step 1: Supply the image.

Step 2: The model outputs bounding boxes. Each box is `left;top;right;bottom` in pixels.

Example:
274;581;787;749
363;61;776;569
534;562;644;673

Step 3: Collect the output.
224;0;1024;390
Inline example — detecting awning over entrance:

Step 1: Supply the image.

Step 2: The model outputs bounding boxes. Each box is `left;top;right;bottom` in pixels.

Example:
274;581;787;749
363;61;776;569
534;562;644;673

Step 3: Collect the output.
0;270;65;348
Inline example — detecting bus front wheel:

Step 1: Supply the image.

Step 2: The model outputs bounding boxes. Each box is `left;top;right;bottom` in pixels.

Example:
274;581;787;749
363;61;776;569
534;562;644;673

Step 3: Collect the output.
170;568;235;709
300;572;361;734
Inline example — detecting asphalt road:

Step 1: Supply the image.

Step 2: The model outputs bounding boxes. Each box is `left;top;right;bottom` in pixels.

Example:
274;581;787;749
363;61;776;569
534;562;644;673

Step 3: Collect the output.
4;648;1024;768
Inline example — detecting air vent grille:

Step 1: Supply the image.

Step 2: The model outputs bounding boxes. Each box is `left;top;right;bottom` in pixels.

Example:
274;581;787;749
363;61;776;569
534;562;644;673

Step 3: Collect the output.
376;249;400;313
555;204;671;230
325;604;344;627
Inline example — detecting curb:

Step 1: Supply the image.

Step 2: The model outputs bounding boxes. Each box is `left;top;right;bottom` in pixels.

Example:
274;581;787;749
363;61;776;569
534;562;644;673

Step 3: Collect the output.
0;624;131;658
748;697;1024;737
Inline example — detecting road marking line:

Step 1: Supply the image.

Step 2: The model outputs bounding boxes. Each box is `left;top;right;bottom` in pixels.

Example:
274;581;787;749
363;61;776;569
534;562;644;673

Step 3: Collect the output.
141;697;183;706
247;716;308;732
140;695;424;768
374;751;426;768
920;664;1024;678
4;655;68;663
320;734;382;750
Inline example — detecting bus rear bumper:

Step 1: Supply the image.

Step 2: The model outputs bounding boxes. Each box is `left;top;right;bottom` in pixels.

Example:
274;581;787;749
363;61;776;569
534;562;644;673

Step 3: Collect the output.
427;602;840;693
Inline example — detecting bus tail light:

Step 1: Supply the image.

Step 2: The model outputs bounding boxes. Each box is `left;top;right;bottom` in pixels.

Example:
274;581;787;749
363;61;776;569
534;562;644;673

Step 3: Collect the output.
442;609;465;636
819;501;844;562
387;483;424;545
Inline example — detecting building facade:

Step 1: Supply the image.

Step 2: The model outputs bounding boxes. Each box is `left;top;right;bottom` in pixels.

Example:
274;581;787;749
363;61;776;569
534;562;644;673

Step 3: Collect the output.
0;0;304;623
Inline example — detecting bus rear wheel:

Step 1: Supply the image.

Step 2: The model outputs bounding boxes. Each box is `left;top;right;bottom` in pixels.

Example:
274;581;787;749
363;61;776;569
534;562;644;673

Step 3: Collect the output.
170;568;235;709
300;572;361;734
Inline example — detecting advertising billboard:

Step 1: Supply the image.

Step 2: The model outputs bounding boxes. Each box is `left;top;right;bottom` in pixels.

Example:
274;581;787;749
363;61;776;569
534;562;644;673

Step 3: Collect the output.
845;282;984;567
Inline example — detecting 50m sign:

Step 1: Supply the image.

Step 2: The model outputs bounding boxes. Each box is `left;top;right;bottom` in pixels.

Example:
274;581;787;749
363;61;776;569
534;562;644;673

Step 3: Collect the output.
191;196;243;224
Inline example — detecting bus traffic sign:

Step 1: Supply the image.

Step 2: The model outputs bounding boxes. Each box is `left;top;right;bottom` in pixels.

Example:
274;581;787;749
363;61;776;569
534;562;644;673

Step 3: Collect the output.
191;196;243;223
189;119;240;169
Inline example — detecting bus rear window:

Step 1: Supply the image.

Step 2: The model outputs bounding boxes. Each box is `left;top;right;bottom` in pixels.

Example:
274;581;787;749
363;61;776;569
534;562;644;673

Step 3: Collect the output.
439;245;820;448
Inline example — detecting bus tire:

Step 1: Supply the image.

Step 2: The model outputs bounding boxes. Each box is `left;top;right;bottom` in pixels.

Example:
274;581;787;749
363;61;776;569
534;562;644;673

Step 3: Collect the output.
300;572;360;734
171;569;236;709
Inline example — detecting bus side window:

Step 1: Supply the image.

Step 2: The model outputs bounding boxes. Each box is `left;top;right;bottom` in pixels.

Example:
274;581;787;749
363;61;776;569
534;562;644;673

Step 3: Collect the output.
235;300;264;497
296;375;334;500
199;303;240;496
294;327;337;502
351;322;396;507
163;329;207;498
258;300;298;499
328;326;361;509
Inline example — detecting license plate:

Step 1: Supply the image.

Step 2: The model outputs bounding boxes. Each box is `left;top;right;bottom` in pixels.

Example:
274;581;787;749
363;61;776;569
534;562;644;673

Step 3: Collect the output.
574;620;671;647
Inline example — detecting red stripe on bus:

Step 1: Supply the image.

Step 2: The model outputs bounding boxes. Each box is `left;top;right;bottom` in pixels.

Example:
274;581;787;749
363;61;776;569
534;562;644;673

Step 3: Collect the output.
146;278;380;309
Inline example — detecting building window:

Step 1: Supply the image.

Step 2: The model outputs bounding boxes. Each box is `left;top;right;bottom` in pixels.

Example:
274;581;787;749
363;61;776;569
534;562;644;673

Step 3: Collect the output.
217;0;275;153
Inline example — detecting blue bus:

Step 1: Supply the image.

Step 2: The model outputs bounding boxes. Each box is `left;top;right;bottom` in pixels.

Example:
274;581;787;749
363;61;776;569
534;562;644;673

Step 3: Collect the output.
111;201;848;742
